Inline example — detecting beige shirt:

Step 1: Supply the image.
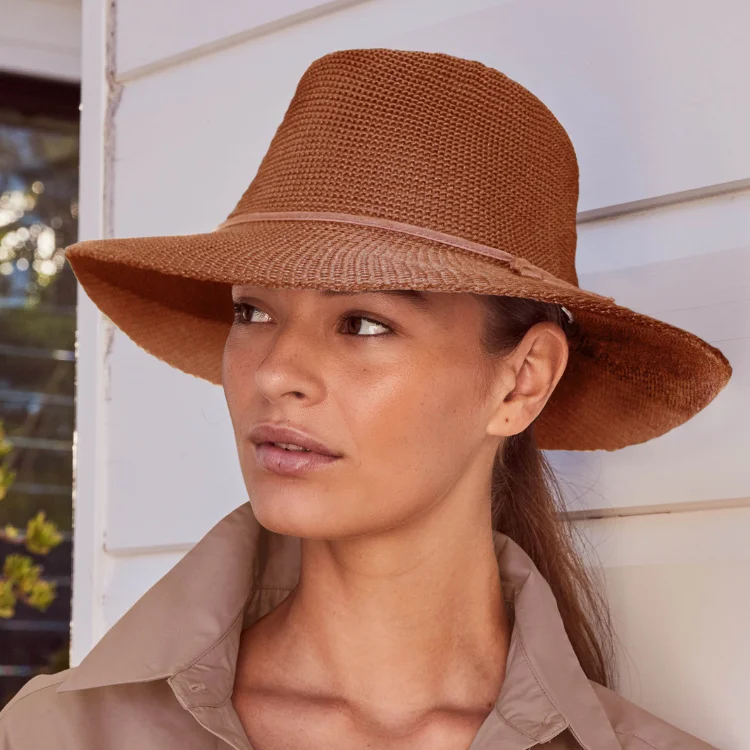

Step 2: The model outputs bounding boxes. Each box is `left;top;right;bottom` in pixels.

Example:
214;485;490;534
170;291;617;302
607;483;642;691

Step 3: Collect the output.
0;501;718;749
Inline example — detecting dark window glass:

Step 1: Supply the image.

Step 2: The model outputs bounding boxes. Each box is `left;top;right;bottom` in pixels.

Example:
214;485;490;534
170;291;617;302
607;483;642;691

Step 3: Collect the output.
0;71;79;708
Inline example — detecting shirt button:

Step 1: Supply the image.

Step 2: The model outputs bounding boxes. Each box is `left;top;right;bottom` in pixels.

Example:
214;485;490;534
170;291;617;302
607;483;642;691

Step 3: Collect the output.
189;682;206;692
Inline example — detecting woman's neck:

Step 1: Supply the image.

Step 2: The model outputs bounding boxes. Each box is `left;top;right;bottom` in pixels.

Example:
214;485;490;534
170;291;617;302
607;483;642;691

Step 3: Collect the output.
268;497;510;727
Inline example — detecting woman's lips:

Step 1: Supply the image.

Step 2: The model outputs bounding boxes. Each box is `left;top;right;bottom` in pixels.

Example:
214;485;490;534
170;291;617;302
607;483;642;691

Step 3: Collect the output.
254;442;342;476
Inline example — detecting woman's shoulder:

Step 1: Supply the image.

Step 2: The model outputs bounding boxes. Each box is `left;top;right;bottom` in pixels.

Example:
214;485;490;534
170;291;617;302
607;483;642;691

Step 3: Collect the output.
589;681;719;750
0;669;74;747
0;667;196;750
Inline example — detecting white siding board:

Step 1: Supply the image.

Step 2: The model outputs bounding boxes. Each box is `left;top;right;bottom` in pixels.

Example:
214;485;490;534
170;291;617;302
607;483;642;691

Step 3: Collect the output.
67;0;109;665
0;0;81;80
576;186;750;274
104;335;245;552
574;508;750;749
101;549;187;629
115;0;358;76
114;0;505;78
605;560;749;750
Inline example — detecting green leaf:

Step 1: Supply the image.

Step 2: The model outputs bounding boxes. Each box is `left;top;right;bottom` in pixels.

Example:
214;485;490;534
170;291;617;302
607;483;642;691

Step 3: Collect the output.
0;578;17;619
2;524;20;540
24;510;63;555
26;579;56;611
3;553;39;585
0;467;16;501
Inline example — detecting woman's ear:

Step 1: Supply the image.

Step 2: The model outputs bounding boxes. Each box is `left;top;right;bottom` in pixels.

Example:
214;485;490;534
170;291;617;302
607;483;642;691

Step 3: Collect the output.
486;322;569;438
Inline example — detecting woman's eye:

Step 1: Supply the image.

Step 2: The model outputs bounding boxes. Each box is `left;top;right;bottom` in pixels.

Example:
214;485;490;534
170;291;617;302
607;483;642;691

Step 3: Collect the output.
232;302;271;325
340;315;392;336
232;303;392;336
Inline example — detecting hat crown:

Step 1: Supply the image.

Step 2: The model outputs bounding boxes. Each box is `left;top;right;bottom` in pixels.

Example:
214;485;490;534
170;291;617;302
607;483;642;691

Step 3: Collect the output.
227;48;580;286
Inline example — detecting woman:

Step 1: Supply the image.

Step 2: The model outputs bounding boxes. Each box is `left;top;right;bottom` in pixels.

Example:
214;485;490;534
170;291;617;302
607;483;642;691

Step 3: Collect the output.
0;48;731;749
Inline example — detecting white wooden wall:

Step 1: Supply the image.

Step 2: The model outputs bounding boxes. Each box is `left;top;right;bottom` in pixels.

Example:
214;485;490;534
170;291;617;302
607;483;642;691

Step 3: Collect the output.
73;1;749;747
0;0;81;81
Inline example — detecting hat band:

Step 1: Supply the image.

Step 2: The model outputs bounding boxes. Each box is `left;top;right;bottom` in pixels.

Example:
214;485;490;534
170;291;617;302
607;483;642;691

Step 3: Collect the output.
215;210;614;302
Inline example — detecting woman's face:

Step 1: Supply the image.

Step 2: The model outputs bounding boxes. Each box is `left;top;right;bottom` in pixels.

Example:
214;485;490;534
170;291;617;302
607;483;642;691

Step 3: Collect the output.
222;285;507;540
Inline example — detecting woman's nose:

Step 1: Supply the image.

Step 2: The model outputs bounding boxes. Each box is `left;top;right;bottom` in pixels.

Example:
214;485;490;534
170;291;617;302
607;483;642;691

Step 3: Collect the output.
253;324;326;405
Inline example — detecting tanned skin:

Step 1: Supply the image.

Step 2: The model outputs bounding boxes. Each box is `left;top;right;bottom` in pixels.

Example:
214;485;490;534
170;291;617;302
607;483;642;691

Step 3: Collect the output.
222;286;568;750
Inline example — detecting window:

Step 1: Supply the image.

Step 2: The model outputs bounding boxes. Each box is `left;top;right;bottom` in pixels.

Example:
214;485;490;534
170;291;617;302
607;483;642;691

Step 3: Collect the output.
0;70;79;708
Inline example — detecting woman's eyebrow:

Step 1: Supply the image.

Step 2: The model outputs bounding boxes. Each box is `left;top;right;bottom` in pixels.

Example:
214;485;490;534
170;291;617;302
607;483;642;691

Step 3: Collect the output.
320;289;430;308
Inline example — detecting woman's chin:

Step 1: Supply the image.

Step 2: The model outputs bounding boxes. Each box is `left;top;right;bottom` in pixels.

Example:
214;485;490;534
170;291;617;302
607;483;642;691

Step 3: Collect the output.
249;497;387;541
249;496;349;539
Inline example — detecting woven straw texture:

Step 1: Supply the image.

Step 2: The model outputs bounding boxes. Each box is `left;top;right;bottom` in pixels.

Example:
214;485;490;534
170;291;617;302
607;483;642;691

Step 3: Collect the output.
63;48;732;451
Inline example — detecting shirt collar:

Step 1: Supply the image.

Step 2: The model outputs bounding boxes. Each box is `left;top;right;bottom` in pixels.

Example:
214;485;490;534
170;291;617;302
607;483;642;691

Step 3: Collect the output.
57;501;620;750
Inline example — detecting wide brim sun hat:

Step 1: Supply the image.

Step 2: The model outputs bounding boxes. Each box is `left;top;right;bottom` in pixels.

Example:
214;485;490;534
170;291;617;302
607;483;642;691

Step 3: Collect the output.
63;47;732;452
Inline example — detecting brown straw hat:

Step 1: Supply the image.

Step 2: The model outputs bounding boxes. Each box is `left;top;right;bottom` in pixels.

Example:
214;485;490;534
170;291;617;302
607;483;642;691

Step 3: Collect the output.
63;47;731;451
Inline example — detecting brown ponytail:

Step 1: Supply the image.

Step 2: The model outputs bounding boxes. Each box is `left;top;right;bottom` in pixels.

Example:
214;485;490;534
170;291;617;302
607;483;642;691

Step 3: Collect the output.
477;294;617;689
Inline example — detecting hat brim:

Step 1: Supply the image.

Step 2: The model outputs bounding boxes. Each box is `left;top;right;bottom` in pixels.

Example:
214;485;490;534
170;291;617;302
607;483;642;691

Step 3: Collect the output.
63;220;732;451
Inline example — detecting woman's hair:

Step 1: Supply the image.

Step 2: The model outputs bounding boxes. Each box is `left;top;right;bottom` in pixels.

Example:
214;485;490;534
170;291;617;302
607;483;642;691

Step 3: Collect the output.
476;294;617;689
